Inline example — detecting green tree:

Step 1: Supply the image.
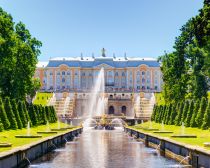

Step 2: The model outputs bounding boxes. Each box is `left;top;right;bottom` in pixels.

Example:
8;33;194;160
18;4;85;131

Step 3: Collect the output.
201;103;210;130
181;101;189;125
175;102;184;126
0;7;42;100
165;104;173;125
11;99;23;129
0;98;10;129
185;100;194;127
196;97;207;128
4;97;18;129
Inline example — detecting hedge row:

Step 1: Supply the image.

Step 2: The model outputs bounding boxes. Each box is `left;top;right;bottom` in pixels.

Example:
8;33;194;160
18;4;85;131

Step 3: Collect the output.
151;97;210;130
0;97;57;132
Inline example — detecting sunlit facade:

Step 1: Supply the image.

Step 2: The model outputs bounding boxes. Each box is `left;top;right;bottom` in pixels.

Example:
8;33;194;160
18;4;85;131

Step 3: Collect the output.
35;56;162;92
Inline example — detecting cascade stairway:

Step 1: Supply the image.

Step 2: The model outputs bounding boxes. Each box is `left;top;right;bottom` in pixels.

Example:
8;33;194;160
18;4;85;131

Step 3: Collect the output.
53;97;76;118
134;97;154;119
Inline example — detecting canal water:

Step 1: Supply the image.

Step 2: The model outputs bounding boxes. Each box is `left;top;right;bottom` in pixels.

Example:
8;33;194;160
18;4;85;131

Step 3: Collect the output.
30;128;180;168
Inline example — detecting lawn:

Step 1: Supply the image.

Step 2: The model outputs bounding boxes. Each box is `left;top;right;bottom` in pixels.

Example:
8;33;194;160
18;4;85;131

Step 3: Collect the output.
33;92;53;105
0;122;78;153
131;122;210;150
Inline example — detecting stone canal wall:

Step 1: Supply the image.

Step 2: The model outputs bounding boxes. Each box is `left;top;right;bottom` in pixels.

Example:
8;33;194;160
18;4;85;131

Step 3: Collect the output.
125;127;210;168
0;128;82;168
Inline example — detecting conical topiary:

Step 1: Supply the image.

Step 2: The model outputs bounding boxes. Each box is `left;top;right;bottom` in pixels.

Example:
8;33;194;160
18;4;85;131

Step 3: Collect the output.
168;103;177;125
22;101;31;124
181;101;189;125
4;97;18;130
28;105;38;126
17;101;27;127
185;100;194;127
201;103;210;130
151;105;157;121
196;97;207;128
190;100;200;127
11;99;23;129
175;102;184;126
0;98;10;130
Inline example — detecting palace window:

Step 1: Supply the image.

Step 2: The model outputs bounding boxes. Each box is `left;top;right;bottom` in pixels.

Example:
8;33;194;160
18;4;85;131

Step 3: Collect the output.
82;72;85;76
62;71;65;75
50;71;53;75
122;72;125;76
142;71;145;75
62;78;65;83
115;72;118;76
67;71;71;75
57;72;60;75
142;78;145;84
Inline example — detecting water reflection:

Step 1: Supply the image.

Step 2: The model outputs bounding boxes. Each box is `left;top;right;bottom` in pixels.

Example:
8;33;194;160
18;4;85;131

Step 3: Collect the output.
31;129;179;168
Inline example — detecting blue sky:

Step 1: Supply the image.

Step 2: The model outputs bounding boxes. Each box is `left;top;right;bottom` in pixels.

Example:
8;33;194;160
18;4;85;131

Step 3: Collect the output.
0;0;203;61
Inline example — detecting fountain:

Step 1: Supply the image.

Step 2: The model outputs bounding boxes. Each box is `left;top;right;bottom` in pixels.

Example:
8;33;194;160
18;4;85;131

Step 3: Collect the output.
171;122;197;138
51;120;68;131
16;122;42;138
142;121;159;131
153;121;173;134
37;121;57;134
0;135;12;147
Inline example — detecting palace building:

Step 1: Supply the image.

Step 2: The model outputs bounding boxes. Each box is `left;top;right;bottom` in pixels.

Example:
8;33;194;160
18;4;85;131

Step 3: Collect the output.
35;52;162;120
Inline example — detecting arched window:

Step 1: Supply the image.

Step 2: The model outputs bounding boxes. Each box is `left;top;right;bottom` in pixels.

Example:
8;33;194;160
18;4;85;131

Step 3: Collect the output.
121;106;126;115
108;106;114;115
62;71;65;75
142;71;145;75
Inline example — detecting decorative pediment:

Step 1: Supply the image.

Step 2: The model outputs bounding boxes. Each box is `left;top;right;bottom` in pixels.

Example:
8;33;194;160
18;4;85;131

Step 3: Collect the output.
95;63;114;69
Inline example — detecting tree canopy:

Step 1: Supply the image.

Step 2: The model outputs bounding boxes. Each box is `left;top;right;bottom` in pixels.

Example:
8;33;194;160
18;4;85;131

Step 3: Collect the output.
0;7;42;100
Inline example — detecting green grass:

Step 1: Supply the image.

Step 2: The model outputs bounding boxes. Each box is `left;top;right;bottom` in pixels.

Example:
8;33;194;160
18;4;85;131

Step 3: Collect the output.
155;92;165;105
0;122;78;153
33;92;53;105
131;122;210;150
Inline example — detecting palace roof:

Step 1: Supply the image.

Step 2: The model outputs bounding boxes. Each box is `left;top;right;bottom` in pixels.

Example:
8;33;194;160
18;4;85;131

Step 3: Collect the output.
37;56;160;68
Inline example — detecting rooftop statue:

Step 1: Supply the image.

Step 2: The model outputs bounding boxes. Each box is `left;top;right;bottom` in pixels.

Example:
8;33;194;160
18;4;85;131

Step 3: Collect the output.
102;48;106;57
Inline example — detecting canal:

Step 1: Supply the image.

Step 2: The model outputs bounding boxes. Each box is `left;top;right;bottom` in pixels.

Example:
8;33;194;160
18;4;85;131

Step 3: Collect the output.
30;128;180;168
